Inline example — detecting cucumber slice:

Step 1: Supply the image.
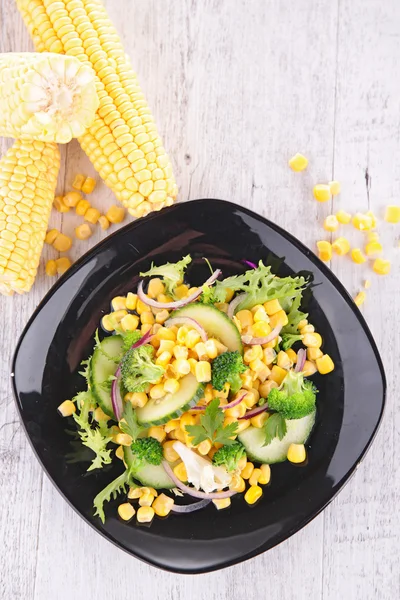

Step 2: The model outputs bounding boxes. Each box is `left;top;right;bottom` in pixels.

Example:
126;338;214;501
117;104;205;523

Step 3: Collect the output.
171;303;243;354
123;446;175;489
90;335;123;418
238;411;316;464
136;373;204;426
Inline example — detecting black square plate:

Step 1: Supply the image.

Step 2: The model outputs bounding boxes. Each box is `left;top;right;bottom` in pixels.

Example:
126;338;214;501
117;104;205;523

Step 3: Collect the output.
12;199;385;573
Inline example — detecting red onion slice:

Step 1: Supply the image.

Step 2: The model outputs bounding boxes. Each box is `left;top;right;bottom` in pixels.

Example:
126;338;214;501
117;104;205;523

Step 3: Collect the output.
227;293;247;319
171;499;211;513
240;404;268;420
137;269;222;309
242;260;257;269
111;330;153;421
165;316;207;341
295;348;307;372
162;461;237;500
241;324;282;346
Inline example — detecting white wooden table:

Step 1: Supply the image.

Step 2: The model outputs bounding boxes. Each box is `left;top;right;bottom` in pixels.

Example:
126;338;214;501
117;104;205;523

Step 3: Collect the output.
1;1;399;598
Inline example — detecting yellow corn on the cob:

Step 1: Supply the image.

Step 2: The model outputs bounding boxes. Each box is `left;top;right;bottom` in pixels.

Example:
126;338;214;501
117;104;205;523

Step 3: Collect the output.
0;139;60;295
16;0;178;218
0;52;98;143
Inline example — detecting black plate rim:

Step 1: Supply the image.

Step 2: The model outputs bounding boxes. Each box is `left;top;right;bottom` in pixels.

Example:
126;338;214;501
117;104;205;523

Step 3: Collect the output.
11;198;386;573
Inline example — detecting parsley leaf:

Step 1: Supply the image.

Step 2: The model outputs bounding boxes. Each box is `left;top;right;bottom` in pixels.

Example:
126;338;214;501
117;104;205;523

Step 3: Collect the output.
120;402;146;441
185;398;238;446
263;413;287;446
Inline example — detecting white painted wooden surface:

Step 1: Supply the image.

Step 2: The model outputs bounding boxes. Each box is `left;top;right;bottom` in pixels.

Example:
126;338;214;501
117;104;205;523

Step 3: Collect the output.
0;0;399;598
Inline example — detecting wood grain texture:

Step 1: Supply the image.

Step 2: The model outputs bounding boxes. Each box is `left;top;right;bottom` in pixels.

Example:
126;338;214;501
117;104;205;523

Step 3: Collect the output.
0;0;399;598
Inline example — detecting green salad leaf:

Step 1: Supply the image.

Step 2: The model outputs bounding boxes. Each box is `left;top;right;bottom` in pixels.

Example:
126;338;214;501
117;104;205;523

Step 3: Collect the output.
140;254;192;297
93;470;131;523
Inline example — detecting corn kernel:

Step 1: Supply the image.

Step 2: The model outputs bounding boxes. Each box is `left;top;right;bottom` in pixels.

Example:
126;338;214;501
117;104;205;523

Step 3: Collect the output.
367;232;380;243
263;299;281;315
303;360;317;376
336;210;352;224
137;506;154;523
139;492;155;507
174;284;189;299
300;324;315;334
127;392;148;408
229;474;246;493
55;257;72;275
313;184;331;202
141;311;155;325
187;358;198;376
110;296;126;312
45;229;59;245
54;195;69;213
384;204;400;223
128;487;142;499
242;388;260;409
372;258;391;275
125;292;137;310
351;248;366;264
84;207;101;224
241;462;254;479
249;468;262;486
317;240;332;262
64;191;82;207
195;361;211;383
197;439;212;455
152;493;174;517
205;339;218;359
307;347;323;361
75;199;91;216
365;241;383;257
184;330;201;349
269;310;289;329
81;176;96;194
249;358;265;376
149;384;165;400
57;400;76;417
297;319;308;330
332;237;350;256
157;327;176;341
163;440;180;462
148;426;166;443
212;498;231;510
286;348;297;363
288;153;308;172
352;213;373;231
45;259;57;277
157;293;174;304
240;372;254;390
287;443;306;464
364;279;371;289
101;314;114;332
354;291;366;307
72;174;85;191
263;348;276;365
106;205;125;224
244;345;263;364
329;180;341;196
147;278;165;298
193;342;207;360
277;350;292;370
259;379;278;397
259;464;271;485
98;215;110;230
316;354;335;374
250;412;267;428
118;503;135;521
53;233;72;252
244;485;263;505
251;321;271;338
171;358;190;376
323;215;339;232
162;378;179;395
75;223;92;240
269;365;287;385
236;309;253;328
302;332;322;348
120;314;139;332
114;433;133;446
173;462;188;482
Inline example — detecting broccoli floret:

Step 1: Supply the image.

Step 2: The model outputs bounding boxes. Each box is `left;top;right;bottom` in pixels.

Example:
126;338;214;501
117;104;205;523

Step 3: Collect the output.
267;370;316;419
211;351;247;395
131;437;163;466
140;255;192;297
212;441;246;472
121;330;141;354
121;345;164;393
281;333;303;350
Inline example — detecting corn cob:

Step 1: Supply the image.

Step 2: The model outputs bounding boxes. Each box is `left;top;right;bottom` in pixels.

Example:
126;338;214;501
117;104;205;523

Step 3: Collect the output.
0;52;98;143
16;0;178;218
0;139;60;295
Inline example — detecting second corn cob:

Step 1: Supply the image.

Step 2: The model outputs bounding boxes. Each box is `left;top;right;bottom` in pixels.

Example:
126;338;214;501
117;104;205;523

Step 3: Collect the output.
0;139;60;295
16;0;178;218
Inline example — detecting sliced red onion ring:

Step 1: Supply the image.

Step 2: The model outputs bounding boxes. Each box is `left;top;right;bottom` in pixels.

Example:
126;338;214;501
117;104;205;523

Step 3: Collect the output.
137;269;222;310
111;330;153;421
228;293;247;319
165;316;207;341
171;499;211;513
241;324;282;346
240;404;268;420
295;348;307;372
162;461;237;500
190;392;246;412
242;260;257;269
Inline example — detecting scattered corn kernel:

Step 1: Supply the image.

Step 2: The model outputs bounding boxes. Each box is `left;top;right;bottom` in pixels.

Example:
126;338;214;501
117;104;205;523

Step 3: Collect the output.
365;241;383;257
241;462;254;479
287;443;306;464
45;259;57;277
173;462;188;482
76;199;91;216
288;153;308;172
125;292;137;311
336;210;352;224
45;228;59;245
152;493;174;517
98;215;110;230
269;365;287;385
57;400;76;417
332;237;350;256
53;232;72;252
307;347;323;361
195;361;211;383
351;248;366;264
352;213;373;231
364;279;371;289
323;215;339;232
259;464;271;485
329;180;341;196
128;487;142;499
245;485;263;505
139;492;155;507
297;319;308;330
106;205;125;224
372;258;391;275
277;350;292;370
249;468;262;486
302;332;322;348
303;360;317;376
316;354;335;374
72;174;85;191
236;309;253;328
136;506;154;523
163;440;180;462
313;184;331;203
120;314;139;332
263;299;282;315
81;176;96;194
75;223;92;240
300;324;314;334
118;503;135;521
84;207;101;224
54;195;69;213
229;474;246;493
212;498;231;510
384;204;400;223
317;240;332;262
269;310;288;329
64;191;82;207
55;257;72;275
354;291;366;307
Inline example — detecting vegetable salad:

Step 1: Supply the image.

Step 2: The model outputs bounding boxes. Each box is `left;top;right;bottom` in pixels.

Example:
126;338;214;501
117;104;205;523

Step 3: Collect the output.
58;256;335;524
